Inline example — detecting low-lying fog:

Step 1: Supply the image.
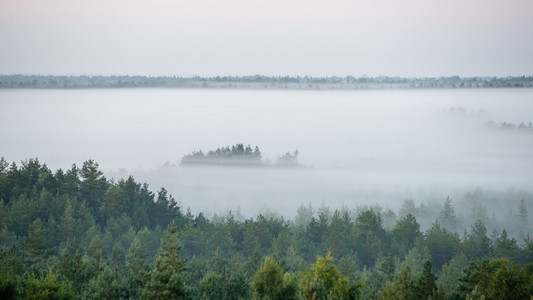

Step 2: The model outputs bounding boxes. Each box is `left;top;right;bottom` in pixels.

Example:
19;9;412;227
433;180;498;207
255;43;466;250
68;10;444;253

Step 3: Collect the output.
1;88;532;219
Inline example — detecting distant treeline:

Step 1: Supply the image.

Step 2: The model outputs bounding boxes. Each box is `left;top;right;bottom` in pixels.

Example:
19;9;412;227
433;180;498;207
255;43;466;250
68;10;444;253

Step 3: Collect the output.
437;107;533;132
181;144;300;167
1;74;533;89
486;120;533;131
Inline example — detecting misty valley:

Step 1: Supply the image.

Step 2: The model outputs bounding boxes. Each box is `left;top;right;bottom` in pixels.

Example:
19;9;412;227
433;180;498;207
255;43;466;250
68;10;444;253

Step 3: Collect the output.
1;88;533;299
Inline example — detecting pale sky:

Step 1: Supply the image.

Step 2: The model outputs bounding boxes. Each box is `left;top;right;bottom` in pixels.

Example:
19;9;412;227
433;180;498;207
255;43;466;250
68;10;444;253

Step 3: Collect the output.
1;0;532;77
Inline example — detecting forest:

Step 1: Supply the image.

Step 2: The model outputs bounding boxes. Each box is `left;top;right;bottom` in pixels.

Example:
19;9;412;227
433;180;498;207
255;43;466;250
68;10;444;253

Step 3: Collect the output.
0;158;532;299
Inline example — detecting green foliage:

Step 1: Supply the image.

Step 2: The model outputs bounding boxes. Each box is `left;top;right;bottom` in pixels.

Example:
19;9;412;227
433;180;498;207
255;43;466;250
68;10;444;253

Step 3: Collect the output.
379;280;403;300
437;253;468;298
58;241;86;293
1;158;533;299
79;160;108;220
302;276;327;300
494;230;520;261
413;261;437;300
26;218;48;261
377;255;397;282
82;264;122;300
25;270;76;300
198;272;224;299
252;256;296;300
425;221;460;270
458;258;533;300
300;253;362;300
355;209;385;267
125;237;150;298
198;269;249;300
326;210;352;258
337;254;360;282
391;214;422;258
378;264;417;300
142;220;190;299
462;220;491;260
0;271;21;300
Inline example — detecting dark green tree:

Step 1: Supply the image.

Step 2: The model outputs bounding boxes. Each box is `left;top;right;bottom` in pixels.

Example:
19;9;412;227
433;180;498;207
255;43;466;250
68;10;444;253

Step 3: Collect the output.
198;272;224;299
354;209;385;267
425;221;459;270
83;264;122;300
413;261;437;300
60;199;79;242
379;265;414;300
391;213;422;258
494;230;519;261
327;210;350;258
142;220;190;299
462;219;491;260
58;241;85;294
79;160;108;218
125;237;150;299
26;218;49;268
59;164;80;199
458;258;532;300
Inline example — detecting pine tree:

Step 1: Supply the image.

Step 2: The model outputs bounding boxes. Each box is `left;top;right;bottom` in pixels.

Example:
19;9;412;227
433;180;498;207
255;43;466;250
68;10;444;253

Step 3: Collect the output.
462;219;491;259
494;230;519;260
125;238;150;299
355;209;385;267
83;264;121;300
26;218;49;267
142;220;190;299
58;241;85;294
391;213;421;258
425;221;459;270
413;261;437;300
397;265;414;300
517;199;529;236
60;199;78;241
439;196;458;232
79;160;107;217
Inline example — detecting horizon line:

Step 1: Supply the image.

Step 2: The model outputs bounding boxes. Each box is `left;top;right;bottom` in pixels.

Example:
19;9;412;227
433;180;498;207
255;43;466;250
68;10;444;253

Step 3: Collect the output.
2;74;533;79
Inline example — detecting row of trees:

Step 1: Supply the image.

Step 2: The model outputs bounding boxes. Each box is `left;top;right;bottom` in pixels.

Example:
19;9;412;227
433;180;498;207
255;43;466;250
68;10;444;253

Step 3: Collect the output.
2;75;533;89
486;120;533;131
181;144;263;165
1;158;532;299
181;144;300;167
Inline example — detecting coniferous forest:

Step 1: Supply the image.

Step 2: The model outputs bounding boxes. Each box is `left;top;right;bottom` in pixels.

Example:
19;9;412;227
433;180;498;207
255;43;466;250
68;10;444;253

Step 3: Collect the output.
1;158;532;299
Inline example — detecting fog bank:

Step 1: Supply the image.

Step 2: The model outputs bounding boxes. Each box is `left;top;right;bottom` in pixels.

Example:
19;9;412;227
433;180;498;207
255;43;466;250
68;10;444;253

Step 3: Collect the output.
1;88;532;218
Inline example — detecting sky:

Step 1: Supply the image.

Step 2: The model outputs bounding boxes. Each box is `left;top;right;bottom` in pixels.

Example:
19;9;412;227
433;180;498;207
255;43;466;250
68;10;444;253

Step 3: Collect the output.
1;0;532;77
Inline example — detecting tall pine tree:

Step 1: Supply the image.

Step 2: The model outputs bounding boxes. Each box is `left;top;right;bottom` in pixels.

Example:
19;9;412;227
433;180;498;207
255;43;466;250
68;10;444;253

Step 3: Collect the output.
142;220;190;299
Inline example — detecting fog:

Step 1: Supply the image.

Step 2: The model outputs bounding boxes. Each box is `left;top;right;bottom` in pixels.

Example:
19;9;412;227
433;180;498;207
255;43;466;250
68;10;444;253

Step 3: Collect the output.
1;88;532;219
